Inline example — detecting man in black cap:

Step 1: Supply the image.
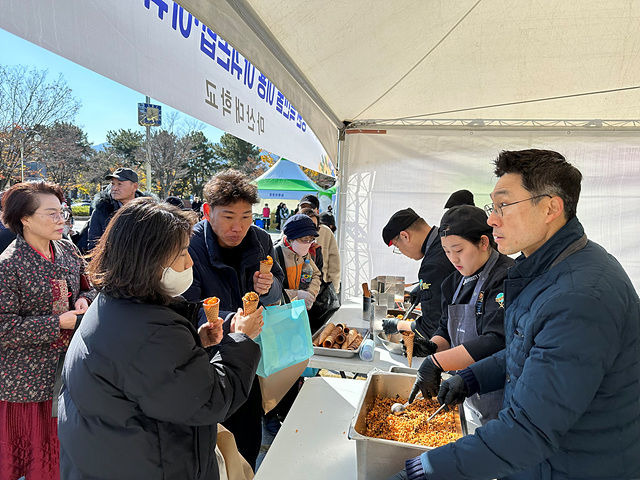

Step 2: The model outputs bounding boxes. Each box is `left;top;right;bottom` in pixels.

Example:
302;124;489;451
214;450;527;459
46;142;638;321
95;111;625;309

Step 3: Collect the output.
444;189;475;209
85;168;142;250
382;208;455;340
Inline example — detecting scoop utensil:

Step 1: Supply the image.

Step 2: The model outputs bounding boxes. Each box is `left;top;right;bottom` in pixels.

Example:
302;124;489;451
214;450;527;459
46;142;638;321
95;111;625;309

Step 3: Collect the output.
412;402;449;432
391;392;422;415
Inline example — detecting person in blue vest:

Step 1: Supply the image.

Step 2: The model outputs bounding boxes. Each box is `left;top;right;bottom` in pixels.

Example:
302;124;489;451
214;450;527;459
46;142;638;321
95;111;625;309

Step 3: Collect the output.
408;205;514;430
183;169;285;471
390;149;640;480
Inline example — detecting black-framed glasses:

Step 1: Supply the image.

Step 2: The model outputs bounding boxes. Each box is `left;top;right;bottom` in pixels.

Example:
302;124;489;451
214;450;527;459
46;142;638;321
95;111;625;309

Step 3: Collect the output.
484;194;551;217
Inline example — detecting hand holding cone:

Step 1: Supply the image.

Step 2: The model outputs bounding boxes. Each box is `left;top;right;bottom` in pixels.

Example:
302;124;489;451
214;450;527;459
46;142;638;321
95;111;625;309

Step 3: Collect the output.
203;297;220;325
259;255;273;274
242;291;260;314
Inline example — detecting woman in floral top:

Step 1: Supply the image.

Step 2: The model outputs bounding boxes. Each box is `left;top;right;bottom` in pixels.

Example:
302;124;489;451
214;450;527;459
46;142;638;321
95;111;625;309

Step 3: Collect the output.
0;182;95;480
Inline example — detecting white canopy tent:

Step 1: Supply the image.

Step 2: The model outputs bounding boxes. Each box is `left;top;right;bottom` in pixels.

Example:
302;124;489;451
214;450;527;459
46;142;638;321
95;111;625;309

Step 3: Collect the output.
3;1;639;293
178;0;640;295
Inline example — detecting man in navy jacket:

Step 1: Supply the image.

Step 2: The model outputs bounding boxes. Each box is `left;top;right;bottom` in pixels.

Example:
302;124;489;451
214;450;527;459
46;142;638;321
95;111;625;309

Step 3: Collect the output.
392;150;640;480
184;169;284;471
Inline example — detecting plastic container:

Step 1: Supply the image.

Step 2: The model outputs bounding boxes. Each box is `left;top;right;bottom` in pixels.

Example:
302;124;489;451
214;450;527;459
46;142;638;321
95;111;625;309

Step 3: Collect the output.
299;258;313;290
359;338;375;361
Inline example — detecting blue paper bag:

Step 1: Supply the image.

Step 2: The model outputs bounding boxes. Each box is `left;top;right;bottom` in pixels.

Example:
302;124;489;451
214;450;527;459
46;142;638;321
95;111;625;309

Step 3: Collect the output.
254;299;314;378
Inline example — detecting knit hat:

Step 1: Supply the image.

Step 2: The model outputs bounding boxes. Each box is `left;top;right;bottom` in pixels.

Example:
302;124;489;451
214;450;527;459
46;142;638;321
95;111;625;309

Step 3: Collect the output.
283;214;319;240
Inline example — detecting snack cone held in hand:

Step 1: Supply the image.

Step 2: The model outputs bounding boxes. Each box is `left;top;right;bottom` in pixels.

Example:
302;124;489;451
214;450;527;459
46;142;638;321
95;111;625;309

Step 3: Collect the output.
203;297;220;325
402;331;415;367
260;255;273;274
242;291;260;314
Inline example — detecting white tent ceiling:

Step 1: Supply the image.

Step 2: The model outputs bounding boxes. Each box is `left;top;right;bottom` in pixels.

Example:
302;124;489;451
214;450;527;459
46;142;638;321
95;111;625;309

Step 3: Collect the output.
177;0;640;161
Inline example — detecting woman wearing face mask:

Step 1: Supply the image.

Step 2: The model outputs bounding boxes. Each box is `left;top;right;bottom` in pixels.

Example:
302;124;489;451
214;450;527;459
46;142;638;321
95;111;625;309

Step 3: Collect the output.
408;205;514;429
58;198;263;480
274;213;322;309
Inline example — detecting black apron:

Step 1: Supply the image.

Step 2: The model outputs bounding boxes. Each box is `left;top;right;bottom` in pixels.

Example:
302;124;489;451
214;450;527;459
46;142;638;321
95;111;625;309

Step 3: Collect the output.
447;249;504;426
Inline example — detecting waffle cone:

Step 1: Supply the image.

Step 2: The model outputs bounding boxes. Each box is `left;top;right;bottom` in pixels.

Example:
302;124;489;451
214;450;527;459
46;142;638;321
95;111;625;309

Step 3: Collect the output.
242;292;259;315
314;323;335;346
259;256;273;274
402;331;415;367
203;297;220;325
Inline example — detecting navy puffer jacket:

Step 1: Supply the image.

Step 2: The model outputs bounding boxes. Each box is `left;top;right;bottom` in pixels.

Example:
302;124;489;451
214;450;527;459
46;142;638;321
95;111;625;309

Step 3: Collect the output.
414;217;640;480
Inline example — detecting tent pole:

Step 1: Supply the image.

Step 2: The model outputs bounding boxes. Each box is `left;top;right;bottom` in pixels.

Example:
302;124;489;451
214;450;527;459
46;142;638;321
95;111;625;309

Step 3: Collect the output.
335;127;347;302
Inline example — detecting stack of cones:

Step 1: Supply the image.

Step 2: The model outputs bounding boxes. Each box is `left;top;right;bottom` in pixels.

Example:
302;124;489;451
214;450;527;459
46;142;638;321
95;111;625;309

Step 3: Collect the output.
203;297;220;325
402;331;415;367
242;291;260;314
260;256;273;274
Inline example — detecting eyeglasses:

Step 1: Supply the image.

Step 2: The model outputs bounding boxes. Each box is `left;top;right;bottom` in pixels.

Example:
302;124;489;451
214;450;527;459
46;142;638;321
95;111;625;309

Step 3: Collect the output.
35;210;70;222
484;194;551;217
296;236;315;244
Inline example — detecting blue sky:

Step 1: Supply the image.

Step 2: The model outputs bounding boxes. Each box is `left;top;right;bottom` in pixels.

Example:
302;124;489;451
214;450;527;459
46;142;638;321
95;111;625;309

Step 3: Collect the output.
0;28;225;147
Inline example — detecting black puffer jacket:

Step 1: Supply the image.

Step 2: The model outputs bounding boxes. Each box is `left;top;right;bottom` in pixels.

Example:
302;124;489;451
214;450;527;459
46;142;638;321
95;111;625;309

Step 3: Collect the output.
85;189;147;250
58;293;260;480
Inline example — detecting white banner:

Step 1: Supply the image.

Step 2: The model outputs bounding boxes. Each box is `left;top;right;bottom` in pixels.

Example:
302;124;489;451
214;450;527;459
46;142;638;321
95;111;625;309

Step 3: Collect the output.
340;128;640;296
0;0;335;176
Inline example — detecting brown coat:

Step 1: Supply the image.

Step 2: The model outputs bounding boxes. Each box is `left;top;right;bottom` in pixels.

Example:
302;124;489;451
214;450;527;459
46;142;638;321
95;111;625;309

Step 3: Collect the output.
0;235;96;402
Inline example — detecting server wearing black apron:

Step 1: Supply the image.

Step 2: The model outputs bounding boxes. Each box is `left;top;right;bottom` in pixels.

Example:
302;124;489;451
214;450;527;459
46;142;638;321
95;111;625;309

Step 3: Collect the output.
408;205;514;428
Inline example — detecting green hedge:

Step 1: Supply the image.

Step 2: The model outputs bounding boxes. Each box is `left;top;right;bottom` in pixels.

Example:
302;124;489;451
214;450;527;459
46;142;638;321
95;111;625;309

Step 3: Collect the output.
71;205;90;216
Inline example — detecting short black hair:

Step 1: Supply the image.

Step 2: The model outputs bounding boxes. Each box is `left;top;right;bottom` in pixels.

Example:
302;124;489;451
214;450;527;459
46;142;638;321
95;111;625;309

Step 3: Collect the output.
203;169;259;207
494;149;582;220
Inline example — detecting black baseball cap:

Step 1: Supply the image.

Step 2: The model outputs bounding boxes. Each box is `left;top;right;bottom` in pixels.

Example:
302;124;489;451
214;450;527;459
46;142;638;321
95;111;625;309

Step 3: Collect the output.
439;205;490;238
105;168;139;183
298;194;319;210
444;189;475;208
382;208;420;246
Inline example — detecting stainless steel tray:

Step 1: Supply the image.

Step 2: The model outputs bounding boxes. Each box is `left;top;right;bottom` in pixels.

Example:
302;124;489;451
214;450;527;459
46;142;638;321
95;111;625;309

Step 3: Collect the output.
348;371;467;480
312;324;369;358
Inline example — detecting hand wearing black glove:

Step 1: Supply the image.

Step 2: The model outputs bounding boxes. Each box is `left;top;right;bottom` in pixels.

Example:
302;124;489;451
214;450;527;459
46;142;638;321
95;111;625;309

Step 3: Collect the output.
408;355;442;403
437;374;470;406
402;335;438;358
382;317;400;335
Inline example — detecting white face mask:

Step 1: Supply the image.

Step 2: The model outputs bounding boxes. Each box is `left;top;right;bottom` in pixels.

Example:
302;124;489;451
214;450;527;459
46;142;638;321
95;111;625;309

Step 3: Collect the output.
291;240;311;257
160;266;193;297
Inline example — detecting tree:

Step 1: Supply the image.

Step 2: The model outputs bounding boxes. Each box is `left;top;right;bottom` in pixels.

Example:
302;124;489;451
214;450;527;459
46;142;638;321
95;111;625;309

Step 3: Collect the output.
39;122;93;190
211;133;265;177
0;65;81;185
105;129;144;166
173;131;221;197
137;129;197;198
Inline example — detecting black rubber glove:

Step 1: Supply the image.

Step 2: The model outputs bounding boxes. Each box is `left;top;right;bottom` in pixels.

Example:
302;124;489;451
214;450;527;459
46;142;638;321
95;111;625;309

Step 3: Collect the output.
402;336;437;358
437;374;470;406
408;355;442;403
382;317;400;335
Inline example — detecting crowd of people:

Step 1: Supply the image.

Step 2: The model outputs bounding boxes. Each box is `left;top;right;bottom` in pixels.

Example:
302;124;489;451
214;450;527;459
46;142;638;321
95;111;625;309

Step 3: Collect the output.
0;167;341;480
0;149;639;480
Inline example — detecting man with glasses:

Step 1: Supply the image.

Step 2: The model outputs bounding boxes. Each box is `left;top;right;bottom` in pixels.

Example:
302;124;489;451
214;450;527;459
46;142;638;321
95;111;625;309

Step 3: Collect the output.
390;149;640;480
382;208;455;340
